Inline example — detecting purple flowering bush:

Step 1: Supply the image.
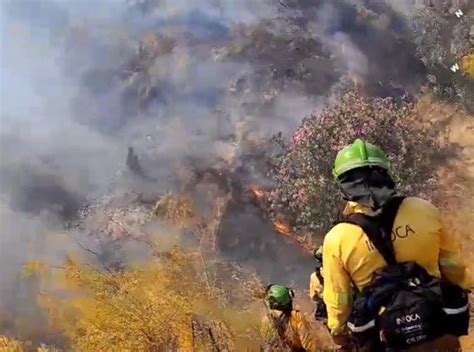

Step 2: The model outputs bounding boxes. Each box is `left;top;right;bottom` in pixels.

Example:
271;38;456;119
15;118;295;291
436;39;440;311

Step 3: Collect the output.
268;90;449;240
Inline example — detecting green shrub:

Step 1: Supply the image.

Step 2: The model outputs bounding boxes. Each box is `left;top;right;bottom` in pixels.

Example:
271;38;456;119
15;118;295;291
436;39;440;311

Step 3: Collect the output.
268;90;449;240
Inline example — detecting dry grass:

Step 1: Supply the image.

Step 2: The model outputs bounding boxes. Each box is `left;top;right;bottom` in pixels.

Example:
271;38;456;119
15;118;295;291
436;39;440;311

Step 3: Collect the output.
0;336;28;352
11;190;275;351
422;96;474;277
420;96;474;348
152;193;196;228
22;248;268;352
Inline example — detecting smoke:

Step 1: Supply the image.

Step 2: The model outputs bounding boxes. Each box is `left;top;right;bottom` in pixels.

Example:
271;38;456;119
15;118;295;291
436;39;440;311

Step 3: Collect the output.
0;0;433;339
387;0;421;15
0;0;278;326
216;202;315;288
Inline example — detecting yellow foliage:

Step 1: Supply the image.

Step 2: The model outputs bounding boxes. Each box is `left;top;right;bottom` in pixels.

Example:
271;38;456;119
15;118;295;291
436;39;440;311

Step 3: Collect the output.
0;336;28;352
35;248;265;351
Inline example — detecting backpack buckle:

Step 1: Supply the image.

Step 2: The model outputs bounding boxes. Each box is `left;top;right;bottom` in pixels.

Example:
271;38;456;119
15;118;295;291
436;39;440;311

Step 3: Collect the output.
408;278;421;287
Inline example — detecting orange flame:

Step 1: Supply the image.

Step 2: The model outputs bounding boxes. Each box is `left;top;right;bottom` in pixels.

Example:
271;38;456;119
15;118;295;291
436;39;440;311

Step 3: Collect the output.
274;221;292;236
249;186;265;200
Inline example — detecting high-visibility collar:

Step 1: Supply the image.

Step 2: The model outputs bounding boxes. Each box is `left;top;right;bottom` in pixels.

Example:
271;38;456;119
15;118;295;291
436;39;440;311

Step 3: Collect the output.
342;201;377;217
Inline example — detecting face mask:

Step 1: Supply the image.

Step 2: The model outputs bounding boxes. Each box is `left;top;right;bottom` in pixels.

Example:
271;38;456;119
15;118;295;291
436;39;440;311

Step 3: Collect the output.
338;167;397;211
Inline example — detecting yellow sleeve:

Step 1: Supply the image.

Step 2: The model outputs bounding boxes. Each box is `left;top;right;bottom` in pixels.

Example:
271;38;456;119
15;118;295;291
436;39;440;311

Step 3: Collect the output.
291;311;317;352
309;272;324;301
438;219;471;289
322;232;353;335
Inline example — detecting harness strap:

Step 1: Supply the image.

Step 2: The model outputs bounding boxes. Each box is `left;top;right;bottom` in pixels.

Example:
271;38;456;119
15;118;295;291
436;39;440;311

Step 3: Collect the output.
337;196;406;266
315;269;324;286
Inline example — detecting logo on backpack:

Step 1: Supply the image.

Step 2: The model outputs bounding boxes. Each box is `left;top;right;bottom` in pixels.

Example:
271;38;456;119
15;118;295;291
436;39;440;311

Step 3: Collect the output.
406;334;427;345
396;313;421;325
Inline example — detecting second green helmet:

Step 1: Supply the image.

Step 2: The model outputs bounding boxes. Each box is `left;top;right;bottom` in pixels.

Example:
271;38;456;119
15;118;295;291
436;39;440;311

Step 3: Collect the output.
265;284;294;310
333;139;390;180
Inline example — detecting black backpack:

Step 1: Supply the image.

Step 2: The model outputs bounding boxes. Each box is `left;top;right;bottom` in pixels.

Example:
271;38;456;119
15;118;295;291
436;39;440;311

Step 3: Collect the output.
339;196;469;350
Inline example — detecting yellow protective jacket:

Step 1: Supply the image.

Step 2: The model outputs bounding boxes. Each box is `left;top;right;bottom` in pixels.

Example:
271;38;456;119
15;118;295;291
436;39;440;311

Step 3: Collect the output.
309;271;324;301
322;197;470;335
262;309;318;351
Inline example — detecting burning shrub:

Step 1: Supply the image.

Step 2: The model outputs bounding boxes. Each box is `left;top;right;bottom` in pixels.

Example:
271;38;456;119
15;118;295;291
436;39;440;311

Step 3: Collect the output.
268;90;450;240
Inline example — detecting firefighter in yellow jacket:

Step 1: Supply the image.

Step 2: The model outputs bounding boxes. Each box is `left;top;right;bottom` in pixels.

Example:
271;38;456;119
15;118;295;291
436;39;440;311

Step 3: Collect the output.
321;139;471;351
310;246;324;302
262;284;318;351
309;246;328;324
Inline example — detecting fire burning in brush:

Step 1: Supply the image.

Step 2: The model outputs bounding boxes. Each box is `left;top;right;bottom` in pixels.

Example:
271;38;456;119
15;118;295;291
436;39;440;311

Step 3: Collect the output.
248;186;265;200
247;187;296;238
273;219;315;254
274;220;292;236
246;186;270;208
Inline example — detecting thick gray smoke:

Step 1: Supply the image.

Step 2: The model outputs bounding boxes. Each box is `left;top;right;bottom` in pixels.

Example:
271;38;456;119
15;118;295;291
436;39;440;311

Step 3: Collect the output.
0;0;301;327
0;0;429;339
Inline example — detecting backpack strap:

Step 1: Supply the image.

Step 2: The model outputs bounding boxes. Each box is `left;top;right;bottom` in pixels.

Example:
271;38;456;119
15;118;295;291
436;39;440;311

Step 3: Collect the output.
338;196;406;266
315;268;324;286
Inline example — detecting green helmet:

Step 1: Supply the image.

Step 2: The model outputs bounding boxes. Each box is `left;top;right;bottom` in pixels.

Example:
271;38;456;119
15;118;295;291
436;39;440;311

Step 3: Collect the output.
333;139;390;180
265;284;294;310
